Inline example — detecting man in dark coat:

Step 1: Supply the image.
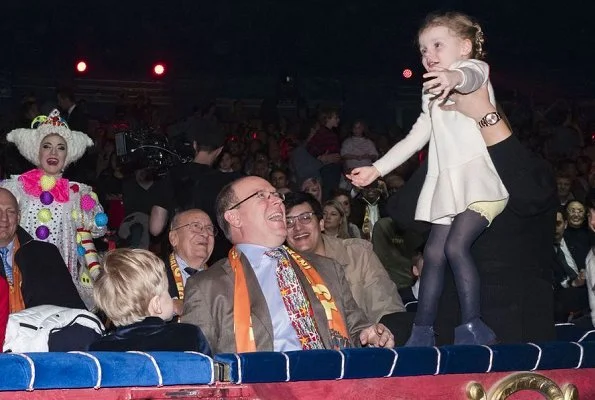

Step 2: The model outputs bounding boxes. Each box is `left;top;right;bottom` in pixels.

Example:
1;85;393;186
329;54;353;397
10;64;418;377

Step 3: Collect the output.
0;188;85;312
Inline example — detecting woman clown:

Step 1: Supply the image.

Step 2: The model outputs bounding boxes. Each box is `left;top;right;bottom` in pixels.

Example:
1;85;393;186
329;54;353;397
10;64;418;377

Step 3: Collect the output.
1;110;108;308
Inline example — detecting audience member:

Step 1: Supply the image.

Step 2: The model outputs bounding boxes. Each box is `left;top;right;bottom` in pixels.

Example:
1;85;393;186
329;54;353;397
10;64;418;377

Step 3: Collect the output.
150;119;240;263
341;120;379;171
166;209;216;315
564;200;591;269
284;192;412;343
182;176;394;353
322;199;350;239
0;188;85;312
90;248;211;354
552;208;588;322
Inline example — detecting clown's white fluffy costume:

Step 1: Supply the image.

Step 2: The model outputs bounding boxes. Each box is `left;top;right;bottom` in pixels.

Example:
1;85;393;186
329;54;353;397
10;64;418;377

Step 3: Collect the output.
0;110;107;309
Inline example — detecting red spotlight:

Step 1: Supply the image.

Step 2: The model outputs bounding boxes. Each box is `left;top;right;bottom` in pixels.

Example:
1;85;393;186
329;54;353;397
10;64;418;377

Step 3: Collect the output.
76;60;87;73
402;68;413;79
153;63;166;76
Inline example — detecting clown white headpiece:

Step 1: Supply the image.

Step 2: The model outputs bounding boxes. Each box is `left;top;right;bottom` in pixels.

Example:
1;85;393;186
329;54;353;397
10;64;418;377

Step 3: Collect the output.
6;109;93;167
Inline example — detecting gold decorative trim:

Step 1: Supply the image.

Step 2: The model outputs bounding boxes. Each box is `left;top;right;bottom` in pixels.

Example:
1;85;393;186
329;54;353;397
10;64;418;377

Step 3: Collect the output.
466;372;579;400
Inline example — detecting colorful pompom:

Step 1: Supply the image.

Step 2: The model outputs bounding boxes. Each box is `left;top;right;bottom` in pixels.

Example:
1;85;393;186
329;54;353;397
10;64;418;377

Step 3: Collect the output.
70;184;80;193
40;175;57;191
40;191;54;205
77;245;86;257
37;208;52;223
71;209;80;221
95;212;108;227
80;194;96;211
90;192;98;201
76;232;82;243
36;225;50;240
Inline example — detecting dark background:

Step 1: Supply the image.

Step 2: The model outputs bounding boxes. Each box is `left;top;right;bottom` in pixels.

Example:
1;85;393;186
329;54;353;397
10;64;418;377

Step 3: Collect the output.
2;1;592;95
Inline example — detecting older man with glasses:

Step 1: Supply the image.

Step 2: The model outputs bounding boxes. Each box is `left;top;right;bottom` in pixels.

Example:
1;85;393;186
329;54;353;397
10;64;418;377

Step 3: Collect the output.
182;176;394;354
166;209;218;316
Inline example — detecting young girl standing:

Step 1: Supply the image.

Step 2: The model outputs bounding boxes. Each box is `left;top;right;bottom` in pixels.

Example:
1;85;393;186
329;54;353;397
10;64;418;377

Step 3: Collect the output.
348;11;508;346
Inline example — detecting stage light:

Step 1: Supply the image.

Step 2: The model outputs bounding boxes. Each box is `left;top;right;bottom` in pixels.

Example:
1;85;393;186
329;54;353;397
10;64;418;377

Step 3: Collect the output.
402;68;413;79
76;61;87;73
153;63;165;76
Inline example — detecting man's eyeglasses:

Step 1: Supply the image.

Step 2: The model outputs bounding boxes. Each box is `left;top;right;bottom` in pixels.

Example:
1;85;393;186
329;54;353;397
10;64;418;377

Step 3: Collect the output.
227;190;285;210
171;222;218;236
286;212;315;229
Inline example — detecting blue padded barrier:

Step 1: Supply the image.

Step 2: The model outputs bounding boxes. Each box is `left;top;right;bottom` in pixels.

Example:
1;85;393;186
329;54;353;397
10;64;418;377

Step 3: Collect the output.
529;342;583;371
0;353;36;391
437;345;494;374
555;323;590;342
284;350;344;381
486;344;543;372
580;341;595;367
578;330;595;342
339;348;398;379
2;324;595;391
215;352;289;384
390;346;441;376
0;351;214;391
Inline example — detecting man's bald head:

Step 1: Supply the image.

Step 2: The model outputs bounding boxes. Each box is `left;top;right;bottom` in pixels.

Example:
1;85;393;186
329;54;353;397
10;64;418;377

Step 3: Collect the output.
0;188;18;210
0;188;20;247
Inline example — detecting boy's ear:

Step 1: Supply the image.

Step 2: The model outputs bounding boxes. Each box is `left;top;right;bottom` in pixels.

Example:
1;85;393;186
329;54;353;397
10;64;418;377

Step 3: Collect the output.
148;294;161;316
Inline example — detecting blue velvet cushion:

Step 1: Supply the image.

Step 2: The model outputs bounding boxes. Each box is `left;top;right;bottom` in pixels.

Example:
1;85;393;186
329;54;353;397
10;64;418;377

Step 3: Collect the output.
0;354;36;391
488;344;543;372
215;352;288;383
389;347;441;377
555;323;588;342
217;350;345;383
578;330;595;343
284;350;343;381
580;341;595;367
340;348;398;379
438;345;493;374
534;342;583;370
0;352;214;391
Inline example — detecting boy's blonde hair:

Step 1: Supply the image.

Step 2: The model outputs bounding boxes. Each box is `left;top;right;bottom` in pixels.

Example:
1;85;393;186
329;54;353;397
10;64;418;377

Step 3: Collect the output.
93;248;168;327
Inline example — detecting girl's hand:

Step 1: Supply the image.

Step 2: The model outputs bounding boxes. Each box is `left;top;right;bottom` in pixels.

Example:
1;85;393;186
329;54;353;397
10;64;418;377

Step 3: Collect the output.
346;166;380;187
423;68;463;100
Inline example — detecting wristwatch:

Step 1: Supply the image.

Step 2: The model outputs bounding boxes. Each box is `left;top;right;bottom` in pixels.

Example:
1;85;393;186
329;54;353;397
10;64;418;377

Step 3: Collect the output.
477;112;501;128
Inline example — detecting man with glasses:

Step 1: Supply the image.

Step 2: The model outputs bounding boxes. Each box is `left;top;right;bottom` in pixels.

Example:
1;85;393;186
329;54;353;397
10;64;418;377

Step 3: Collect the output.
165;209;218;316
284;191;412;345
182;176;394;354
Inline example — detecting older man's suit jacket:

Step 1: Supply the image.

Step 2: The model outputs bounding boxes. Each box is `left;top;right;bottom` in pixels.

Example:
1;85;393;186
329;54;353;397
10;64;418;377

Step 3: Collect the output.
15;227;86;310
181;249;371;354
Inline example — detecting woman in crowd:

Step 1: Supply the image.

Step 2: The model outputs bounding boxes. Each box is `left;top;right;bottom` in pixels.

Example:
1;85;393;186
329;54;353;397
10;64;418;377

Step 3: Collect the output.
331;188;363;238
1;110;108;308
341;120;379;171
322;199;350;239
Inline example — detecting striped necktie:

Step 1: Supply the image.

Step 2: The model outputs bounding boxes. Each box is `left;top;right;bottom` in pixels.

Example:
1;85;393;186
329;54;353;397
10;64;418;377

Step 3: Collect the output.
0;247;12;285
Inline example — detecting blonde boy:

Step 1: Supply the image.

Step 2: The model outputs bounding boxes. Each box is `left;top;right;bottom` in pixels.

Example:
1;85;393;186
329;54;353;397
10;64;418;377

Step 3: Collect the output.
90;249;211;354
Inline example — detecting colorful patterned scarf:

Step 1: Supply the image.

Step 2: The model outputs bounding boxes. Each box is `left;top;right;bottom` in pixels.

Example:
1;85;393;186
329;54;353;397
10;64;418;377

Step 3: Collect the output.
230;245;350;352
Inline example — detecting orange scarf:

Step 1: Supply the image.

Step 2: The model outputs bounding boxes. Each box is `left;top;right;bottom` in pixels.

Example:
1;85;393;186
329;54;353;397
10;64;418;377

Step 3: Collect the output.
169;253;185;300
230;245;349;352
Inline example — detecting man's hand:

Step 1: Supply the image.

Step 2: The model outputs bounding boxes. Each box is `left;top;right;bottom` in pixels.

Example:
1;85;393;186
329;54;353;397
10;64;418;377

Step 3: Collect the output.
423;69;463;100
572;270;586;288
359;323;395;348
